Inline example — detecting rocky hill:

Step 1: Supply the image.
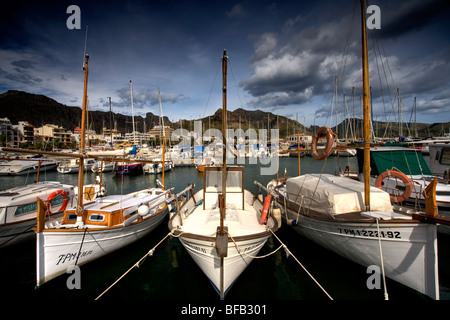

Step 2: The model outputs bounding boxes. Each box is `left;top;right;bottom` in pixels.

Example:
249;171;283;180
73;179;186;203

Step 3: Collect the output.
0;90;173;134
1;90;448;139
0;90;306;137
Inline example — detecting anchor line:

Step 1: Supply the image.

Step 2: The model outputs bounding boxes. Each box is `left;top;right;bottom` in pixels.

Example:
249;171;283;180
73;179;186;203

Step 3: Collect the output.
95;230;174;300
375;218;389;300
225;229;284;259
269;229;334;300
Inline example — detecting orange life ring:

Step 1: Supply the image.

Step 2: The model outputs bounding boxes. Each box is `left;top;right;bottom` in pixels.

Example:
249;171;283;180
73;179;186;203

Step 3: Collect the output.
46;189;69;215
260;194;271;224
311;126;334;160
374;170;413;203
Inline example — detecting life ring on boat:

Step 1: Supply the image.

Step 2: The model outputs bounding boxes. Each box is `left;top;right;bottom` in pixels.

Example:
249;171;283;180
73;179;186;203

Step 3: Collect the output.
311;126;334;161
374;170;413;203
46;189;69;215
260;194;271;224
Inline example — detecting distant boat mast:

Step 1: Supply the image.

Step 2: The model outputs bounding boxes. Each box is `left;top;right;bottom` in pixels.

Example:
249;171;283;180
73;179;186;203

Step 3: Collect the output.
130;80;136;144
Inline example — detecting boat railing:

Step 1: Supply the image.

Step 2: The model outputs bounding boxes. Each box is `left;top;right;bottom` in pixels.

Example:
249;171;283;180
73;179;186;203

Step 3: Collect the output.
172;184;197;225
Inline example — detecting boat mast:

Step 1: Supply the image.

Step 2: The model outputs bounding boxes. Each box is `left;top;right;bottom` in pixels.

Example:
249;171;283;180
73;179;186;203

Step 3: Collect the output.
219;49;228;300
108;96;113;147
158;87;165;188
221;50;228;206
361;0;371;211
130;80;136;145
76;54;89;223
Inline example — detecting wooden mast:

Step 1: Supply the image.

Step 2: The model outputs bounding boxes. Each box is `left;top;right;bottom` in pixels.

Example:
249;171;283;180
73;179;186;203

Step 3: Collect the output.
221;50;228;209
361;0;371;211
220;49;228;299
76;54;89;224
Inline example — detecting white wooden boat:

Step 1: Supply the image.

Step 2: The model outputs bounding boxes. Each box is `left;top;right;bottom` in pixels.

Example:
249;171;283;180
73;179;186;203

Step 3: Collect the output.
36;186;173;286
168;51;279;299
57;159;95;174
169;166;278;298
0;156;58;175
355;147;450;209
264;1;449;300
0;181;75;248
269;174;440;299
35;55;175;286
143;160;173;174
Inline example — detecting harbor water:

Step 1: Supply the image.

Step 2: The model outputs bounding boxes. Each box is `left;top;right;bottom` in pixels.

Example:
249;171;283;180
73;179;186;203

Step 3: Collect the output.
1;155;449;302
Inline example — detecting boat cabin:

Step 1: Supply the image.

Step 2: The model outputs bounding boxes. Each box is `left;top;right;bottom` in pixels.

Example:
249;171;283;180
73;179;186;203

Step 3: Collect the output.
59;189;167;228
429;144;450;177
356;147;433;176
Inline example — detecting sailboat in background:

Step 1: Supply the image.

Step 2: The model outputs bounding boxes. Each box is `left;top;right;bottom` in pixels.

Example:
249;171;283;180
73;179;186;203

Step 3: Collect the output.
0;156;58;175
143;88;173;175
265;0;449;300
169;50;279;299
35;55;174;287
114;80;143;175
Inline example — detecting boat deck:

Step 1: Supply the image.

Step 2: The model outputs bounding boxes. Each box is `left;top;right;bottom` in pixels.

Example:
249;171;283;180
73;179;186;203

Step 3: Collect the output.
83;190;162;212
180;205;266;238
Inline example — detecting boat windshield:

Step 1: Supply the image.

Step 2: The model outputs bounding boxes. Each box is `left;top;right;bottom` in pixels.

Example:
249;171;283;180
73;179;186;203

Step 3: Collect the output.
204;166;243;193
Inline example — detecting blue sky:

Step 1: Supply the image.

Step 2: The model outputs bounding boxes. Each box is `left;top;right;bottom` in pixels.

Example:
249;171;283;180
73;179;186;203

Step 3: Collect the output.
1;0;449;128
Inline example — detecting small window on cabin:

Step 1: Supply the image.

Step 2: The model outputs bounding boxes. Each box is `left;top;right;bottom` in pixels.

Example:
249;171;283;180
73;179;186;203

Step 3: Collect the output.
88;214;105;222
435;151;441;161
441;149;450;165
67;213;77;221
14;202;38;216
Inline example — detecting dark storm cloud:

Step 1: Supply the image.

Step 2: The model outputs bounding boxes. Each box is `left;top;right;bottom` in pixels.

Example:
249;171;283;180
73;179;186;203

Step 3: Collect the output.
241;13;358;108
1;0;449;125
379;0;450;39
240;0;450;122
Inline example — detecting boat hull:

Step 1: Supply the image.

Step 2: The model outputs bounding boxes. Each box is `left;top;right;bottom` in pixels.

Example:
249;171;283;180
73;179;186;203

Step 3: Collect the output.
0;214;64;248
114;163;143;175
277;200;439;299
0;163;58;175
36;206;168;286
179;234;270;296
57;166;79;174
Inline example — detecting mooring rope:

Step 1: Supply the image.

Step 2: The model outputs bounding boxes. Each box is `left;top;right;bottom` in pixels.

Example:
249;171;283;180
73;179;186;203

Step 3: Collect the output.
95;230;174;300
269;229;334;300
74;227;88;266
226;229;284;259
375;218;389;300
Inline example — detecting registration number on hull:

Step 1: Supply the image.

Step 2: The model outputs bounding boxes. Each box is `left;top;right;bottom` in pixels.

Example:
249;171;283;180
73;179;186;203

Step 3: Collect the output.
337;228;401;239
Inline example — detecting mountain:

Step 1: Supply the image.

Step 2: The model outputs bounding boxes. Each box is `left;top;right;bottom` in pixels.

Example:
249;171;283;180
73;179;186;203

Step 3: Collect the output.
0;90;307;137
0;90;174;134
333;118;450;139
1;90;448;139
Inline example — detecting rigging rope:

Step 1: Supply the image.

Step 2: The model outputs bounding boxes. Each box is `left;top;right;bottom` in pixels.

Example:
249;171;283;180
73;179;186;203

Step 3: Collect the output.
95;230;174;300
202;61;220;118
226;229;284;259
226;226;333;300
269;229;333;300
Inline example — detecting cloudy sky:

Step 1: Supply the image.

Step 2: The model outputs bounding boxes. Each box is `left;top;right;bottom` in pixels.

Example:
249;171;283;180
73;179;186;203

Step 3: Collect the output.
1;0;449;128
